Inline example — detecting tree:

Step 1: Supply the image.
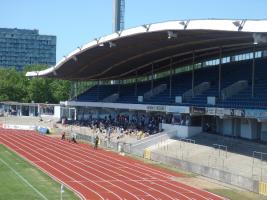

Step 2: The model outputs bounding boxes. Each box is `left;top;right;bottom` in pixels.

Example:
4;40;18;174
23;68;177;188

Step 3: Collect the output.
0;68;27;102
0;64;71;104
49;79;71;103
24;65;71;103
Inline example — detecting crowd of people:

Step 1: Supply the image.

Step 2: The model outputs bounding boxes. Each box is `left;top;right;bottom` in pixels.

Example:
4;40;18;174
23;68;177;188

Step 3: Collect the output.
63;113;168;142
59;112;194;146
90;114;161;141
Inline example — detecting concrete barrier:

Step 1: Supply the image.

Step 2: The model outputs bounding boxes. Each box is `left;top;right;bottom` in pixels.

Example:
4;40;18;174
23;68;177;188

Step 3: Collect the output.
130;130;176;156
2;124;37;131
150;151;259;193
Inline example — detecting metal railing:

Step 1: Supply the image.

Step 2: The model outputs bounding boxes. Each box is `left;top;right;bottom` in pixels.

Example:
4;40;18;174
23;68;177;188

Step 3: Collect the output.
252;151;267;181
213;143;228;158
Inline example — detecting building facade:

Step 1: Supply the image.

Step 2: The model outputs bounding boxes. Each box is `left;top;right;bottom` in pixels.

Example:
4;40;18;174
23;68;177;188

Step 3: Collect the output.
0;28;56;71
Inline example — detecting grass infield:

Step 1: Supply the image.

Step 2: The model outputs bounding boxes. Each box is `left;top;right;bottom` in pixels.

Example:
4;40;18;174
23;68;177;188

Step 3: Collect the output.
0;144;80;200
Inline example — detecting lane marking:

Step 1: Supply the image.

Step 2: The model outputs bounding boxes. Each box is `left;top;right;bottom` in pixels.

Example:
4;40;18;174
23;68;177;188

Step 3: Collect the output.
24;133;212;200
2;136;121;200
9;132;224;200
0;158;48;200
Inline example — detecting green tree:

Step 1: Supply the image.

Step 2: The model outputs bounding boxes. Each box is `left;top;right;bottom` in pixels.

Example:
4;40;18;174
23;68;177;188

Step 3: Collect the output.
0;68;27;102
49;79;71;103
0;64;71;103
24;65;71;103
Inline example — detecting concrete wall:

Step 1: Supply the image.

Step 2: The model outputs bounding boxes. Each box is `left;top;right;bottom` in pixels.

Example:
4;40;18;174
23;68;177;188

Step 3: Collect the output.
233;118;241;137
150;151;259;193
130;131;176;156
161;123;202;138
54;106;61;119
240;119;259;139
261;122;267;142
222;118;233;136
3;124;37;131
216;117;261;140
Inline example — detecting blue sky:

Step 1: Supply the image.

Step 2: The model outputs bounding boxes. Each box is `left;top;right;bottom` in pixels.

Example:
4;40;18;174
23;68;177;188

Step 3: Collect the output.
1;0;267;62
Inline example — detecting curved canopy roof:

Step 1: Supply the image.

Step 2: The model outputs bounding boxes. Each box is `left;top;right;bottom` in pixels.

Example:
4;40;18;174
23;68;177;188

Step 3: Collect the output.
26;19;267;80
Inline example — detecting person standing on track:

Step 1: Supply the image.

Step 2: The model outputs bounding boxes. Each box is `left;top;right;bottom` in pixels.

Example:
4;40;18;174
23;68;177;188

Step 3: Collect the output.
61;131;66;140
70;132;77;143
94;135;99;149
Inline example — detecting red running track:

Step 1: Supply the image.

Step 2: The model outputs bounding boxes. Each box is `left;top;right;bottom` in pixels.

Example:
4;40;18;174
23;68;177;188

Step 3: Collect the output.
0;129;225;200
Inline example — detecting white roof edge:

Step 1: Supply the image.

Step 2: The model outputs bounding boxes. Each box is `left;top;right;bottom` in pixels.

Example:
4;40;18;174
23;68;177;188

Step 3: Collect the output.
26;19;267;78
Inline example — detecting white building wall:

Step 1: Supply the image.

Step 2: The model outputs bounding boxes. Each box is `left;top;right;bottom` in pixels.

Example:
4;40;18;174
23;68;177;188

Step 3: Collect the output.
54;106;61;119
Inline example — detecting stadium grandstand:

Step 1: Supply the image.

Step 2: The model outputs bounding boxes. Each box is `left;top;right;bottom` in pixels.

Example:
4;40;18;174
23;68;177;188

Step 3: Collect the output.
27;19;267;142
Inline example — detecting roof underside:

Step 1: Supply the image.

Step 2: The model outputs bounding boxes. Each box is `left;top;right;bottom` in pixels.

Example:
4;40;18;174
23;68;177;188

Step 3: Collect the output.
26;20;267;80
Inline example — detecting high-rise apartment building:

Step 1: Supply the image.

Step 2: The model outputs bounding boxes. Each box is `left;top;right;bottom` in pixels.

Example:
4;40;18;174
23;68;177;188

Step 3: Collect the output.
0;28;56;71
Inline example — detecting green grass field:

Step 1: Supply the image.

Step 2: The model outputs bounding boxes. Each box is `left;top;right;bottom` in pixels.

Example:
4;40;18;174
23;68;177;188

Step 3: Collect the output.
0;144;80;200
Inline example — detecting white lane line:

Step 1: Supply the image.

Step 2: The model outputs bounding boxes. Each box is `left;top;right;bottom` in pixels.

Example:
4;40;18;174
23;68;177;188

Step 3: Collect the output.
0;158;48;200
2;145;87;200
25;134;180;199
27;134;196;200
11;134;156;200
1;138;104;200
40;135;211;200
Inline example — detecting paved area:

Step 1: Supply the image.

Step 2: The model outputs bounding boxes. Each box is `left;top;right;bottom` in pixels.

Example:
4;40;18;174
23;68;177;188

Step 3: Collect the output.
150;133;267;181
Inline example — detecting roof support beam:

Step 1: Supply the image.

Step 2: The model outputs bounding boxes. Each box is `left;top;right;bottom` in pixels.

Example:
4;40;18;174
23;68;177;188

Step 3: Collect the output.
111;41;255;80
87;36;252;79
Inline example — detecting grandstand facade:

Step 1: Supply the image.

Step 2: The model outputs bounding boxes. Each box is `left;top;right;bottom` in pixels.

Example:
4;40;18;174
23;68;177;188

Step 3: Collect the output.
27;19;267;142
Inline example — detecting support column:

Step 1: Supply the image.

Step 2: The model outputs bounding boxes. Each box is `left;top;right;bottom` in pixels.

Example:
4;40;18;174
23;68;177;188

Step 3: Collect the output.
151;63;154;92
77;81;80;96
74;81;77;100
218;47;222;98
252;44;256;98
97;80;100;101
118;80;120;94
169;58;173;97
69;82;73;100
135;70;138;96
82;81;85;93
192;52;195;97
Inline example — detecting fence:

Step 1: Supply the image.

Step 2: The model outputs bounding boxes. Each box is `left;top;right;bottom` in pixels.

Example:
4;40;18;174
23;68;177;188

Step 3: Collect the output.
149;151;259;193
252;151;267;181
